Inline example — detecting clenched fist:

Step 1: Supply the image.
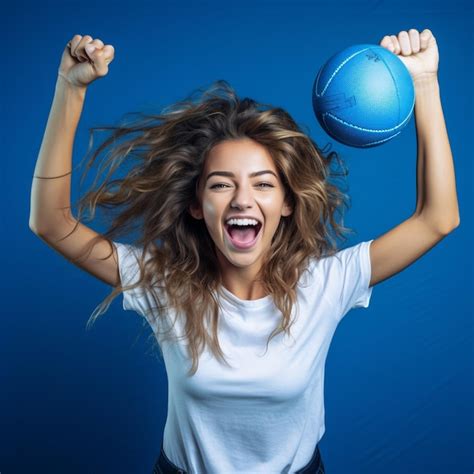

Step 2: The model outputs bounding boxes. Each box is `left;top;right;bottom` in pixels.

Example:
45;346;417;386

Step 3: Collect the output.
379;29;438;84
57;34;115;89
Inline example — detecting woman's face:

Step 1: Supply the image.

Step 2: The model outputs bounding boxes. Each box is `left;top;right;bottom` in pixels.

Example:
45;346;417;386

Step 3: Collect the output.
189;138;292;273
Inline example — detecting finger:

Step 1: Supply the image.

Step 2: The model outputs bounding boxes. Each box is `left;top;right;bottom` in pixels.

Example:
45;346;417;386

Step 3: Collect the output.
398;31;412;56
390;35;401;54
408;29;421;53
89;38;105;50
84;38;105;62
420;28;434;50
67;34;83;56
101;44;115;65
91;44;115;76
74;34;94;62
380;35;395;52
78;35;96;62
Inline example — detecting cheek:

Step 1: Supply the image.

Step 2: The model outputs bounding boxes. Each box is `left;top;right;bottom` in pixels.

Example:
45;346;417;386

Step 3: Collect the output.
201;203;224;240
261;196;285;219
261;192;284;207
202;200;219;220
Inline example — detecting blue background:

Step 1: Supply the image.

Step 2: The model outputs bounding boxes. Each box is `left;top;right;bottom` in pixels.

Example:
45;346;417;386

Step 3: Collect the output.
2;0;472;472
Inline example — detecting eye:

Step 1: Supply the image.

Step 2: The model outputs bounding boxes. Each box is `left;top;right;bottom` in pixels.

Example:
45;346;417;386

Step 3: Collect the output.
210;183;274;189
210;183;229;189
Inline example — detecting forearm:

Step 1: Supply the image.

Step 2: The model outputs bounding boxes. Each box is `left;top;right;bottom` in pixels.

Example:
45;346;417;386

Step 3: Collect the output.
412;76;460;233
29;75;87;234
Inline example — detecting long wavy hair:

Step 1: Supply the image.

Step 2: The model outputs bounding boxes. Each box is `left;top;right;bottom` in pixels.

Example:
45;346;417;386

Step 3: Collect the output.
65;80;354;376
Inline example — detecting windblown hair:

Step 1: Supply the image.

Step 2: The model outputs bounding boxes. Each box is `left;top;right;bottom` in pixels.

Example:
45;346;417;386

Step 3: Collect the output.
66;80;355;376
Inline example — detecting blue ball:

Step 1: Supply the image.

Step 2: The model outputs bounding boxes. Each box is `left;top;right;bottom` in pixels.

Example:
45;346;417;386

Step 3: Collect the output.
312;44;415;148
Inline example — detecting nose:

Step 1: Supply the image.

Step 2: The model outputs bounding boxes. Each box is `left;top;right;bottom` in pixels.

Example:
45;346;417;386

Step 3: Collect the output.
230;183;255;209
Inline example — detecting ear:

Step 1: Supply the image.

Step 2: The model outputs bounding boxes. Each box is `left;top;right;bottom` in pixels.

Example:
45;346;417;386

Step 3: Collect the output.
281;198;293;218
188;200;204;220
188;178;204;220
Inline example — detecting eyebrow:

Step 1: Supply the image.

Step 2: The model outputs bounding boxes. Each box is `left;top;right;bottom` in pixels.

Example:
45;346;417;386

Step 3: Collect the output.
205;170;278;182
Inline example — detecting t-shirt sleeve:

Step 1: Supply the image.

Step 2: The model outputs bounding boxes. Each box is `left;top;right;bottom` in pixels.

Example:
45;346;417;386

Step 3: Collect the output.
113;241;160;332
332;239;374;322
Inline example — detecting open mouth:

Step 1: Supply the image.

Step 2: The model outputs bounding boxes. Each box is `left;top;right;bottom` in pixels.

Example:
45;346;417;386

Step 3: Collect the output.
224;222;263;250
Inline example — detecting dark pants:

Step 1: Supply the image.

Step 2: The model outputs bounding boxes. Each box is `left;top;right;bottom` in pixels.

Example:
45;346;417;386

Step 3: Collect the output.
153;440;326;474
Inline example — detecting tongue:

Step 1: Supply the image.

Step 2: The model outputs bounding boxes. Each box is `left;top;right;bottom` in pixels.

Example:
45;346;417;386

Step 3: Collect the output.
229;226;257;244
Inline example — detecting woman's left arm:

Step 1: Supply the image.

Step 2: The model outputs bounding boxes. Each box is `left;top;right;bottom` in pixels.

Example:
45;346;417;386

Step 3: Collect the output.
368;28;460;287
411;74;460;229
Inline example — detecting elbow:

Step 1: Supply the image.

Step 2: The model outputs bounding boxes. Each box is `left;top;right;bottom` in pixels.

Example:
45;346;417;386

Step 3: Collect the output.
29;220;46;236
417;211;461;235
29;221;39;235
453;216;461;228
440;217;460;235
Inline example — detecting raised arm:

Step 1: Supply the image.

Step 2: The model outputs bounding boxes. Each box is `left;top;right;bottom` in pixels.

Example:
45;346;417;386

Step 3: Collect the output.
30;34;114;231
29;35;120;287
29;68;86;233
368;29;460;287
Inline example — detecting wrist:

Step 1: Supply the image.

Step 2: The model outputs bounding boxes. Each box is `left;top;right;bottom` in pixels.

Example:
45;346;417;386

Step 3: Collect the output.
413;73;439;90
56;72;87;97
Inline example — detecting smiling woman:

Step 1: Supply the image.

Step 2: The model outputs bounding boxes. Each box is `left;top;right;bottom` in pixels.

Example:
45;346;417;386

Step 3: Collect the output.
32;77;356;474
61;79;353;382
189;138;294;291
30;27;461;474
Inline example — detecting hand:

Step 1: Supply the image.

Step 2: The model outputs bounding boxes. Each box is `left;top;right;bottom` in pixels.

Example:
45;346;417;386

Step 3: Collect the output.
379;29;439;84
57;34;115;89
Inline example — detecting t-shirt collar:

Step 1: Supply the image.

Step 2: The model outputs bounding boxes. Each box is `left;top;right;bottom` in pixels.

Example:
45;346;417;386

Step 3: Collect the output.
217;284;274;311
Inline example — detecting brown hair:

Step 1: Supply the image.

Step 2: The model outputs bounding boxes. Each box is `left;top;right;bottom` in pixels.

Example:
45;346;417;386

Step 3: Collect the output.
66;80;354;376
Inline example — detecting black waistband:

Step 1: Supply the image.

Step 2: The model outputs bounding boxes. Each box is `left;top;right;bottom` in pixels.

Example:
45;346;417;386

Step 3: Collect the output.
153;440;325;474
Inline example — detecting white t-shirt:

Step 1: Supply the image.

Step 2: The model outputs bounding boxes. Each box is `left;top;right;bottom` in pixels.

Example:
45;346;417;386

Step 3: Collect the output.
113;239;374;474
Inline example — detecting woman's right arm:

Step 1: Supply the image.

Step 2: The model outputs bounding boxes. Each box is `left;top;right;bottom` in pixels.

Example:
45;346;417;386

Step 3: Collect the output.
29;35;120;287
29;74;86;234
29;33;113;232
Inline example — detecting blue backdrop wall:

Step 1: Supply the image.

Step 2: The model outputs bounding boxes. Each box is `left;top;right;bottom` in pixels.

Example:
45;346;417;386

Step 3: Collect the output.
2;0;472;473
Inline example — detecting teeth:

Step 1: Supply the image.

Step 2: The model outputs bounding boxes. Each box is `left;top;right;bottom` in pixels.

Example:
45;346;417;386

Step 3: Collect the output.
226;218;259;226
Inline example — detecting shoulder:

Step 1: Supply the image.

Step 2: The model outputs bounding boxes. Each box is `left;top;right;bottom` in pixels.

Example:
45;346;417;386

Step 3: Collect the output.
303;240;372;279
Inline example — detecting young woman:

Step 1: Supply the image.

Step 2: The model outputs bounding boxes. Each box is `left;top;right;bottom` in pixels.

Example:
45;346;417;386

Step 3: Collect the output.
29;28;459;474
